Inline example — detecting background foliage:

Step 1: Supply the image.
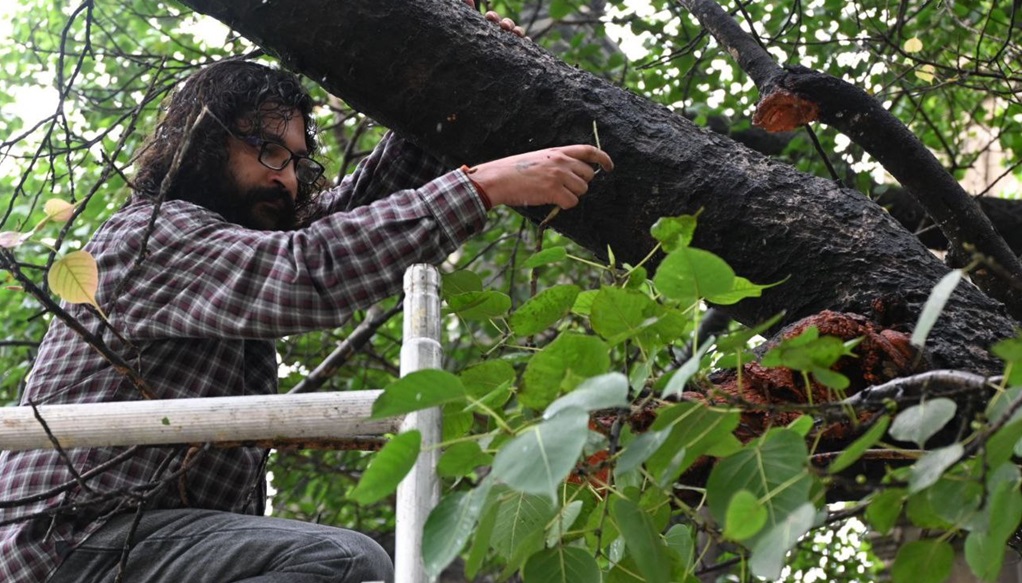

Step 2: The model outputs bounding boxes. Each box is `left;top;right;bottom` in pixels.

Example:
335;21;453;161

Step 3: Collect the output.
1;0;1020;581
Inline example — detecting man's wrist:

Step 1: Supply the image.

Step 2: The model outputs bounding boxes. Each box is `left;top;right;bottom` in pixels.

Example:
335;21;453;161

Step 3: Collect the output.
460;164;493;210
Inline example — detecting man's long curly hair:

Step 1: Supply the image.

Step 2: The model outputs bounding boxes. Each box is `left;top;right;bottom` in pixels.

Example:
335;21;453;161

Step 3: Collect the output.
133;59;318;213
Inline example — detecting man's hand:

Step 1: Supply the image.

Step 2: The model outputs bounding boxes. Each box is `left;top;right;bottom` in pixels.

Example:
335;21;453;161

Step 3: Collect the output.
466;146;614;209
462;0;527;37
483;11;526;37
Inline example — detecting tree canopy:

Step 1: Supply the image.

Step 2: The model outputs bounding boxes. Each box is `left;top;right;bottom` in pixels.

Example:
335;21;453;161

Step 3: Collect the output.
1;0;1021;581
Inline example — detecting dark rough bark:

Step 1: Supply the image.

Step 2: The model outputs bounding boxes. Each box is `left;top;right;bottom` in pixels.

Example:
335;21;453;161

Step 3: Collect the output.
179;0;1016;375
676;0;1022;319
879;187;1022;255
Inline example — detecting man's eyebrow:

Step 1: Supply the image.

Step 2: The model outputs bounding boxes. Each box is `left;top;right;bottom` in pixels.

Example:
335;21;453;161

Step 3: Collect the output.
261;131;310;157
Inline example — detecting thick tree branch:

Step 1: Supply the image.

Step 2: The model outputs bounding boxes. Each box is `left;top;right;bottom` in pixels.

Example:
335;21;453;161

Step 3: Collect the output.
176;0;1017;376
878;187;1022;255
677;0;1022;319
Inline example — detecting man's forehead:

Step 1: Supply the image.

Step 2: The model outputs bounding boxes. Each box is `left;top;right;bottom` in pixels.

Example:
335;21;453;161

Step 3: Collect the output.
236;107;306;148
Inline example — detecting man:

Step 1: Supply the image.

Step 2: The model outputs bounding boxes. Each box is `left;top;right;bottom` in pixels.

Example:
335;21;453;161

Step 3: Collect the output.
0;21;613;583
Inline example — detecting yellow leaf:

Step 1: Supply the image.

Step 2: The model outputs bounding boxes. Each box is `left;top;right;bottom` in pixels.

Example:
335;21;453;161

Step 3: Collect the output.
915;64;936;84
44;199;75;223
904;37;923;53
48;250;100;308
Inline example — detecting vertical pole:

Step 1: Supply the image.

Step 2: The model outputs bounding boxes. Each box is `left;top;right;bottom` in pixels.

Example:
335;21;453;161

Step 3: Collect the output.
395;264;443;583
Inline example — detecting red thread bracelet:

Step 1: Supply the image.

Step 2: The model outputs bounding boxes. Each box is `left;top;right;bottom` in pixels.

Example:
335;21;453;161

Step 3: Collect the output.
460;164;492;210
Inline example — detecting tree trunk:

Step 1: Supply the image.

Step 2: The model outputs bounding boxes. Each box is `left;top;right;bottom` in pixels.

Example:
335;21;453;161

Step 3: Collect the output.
178;0;1016;375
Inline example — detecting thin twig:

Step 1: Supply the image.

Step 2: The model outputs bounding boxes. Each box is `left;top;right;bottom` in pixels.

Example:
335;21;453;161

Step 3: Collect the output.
29;400;95;495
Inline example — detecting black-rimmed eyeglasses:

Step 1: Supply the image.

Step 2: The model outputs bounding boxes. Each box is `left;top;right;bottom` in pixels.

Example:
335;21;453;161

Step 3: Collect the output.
209;111;325;185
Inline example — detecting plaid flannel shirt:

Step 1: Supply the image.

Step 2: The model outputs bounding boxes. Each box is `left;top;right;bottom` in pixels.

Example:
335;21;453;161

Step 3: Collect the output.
0;133;487;582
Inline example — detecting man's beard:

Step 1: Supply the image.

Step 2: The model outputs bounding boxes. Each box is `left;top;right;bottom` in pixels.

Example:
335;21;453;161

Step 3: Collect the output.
206;174;298;231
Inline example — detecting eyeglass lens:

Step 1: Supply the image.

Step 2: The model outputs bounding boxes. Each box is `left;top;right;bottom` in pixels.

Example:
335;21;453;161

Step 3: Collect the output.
258;142;323;184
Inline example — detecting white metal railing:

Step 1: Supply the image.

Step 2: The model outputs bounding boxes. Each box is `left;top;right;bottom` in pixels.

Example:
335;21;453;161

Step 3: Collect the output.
0;263;444;583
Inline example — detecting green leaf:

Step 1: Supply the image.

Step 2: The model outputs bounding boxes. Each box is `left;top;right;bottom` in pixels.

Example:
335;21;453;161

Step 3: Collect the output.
571;289;599;316
911;270;962;348
349;430;421;505
986;464;1022;538
371;369;466;419
892;539;954;583
650;214;698;251
590;286;658;345
653;246;735;307
986;386;1022;422
438;441;493;478
522;546;602;583
442;270;482;296
461;359;515;396
465;486;502;578
522;246;569;269
546;499;584;546
447;290;511;320
925;473;982;526
521;332;611;410
966;533;1006;582
749;503;817;580
888;398;957;447
461;359;515;410
664;523;696;570
490;490;557;565
705;276;771;305
625;265;647;289
909;443;964;493
544;372;629;419
984;418;1022;468
787;415;814;437
865;488;906;534
615;428;671;477
715;312;785;352
661;336;713;397
510;284;580;337
610;497;672;583
906;484;955;529
423;479;493;578
723;490;768;541
607;558;646;583
965;464;1022;581
994;339;1022;385
549;0;575;20
646;402;740;483
829;415;891;473
811;366;850;390
491;407;590;500
761;326;854;372
706;429;813;551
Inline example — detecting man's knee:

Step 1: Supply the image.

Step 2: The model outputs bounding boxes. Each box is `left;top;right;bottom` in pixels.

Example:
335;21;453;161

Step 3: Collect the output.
284;526;393;583
337;530;393;582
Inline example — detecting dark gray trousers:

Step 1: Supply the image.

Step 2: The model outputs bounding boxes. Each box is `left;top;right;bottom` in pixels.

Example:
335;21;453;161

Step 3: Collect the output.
47;509;393;583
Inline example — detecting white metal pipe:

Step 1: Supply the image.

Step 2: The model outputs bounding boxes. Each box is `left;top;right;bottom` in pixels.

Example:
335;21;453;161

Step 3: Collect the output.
0;391;396;451
395;264;443;583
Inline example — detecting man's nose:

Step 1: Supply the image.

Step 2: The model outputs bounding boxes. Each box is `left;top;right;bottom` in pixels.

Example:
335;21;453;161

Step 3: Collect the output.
271;163;299;200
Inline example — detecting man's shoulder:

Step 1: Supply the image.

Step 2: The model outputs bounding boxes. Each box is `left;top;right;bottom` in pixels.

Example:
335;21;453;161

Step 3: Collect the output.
101;197;224;233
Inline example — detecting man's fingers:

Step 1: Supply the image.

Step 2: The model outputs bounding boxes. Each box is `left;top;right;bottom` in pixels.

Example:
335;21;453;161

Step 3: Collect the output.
557;144;614;172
